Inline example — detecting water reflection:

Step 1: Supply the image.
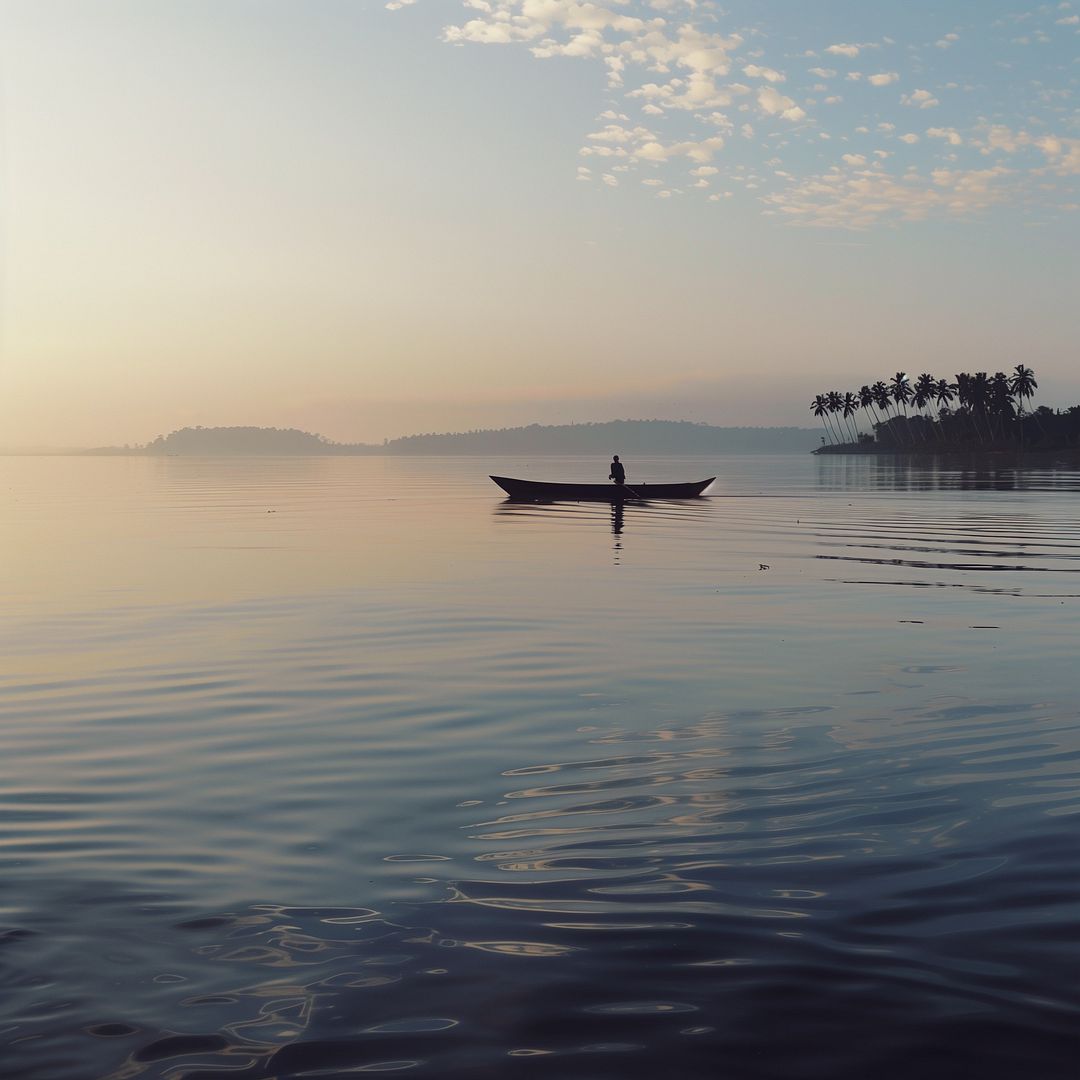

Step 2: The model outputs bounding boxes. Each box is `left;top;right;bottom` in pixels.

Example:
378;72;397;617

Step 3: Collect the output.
611;503;624;538
82;699;1080;1078
7;456;1080;1080
493;497;719;568
612;504;623;565
814;454;1080;492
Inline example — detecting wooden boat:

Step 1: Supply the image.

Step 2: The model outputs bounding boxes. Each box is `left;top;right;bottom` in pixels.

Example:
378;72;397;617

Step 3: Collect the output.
490;475;715;501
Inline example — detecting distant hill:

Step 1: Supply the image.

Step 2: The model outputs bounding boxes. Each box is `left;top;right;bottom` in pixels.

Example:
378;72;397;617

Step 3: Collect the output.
384;420;819;454
85;426;379;456
83;421;819;456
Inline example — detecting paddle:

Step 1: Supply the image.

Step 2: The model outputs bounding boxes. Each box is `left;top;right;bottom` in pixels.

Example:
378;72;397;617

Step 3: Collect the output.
619;482;644;501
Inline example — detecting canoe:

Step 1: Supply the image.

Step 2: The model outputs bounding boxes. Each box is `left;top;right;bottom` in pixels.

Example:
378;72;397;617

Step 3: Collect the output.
490;475;715;501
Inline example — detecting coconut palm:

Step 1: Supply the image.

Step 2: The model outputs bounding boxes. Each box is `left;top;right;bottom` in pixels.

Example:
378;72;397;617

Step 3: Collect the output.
934;379;956;442
826;390;846;443
871;381;895;443
842;392;861;442
1009;364;1037;410
953;373;978;443
889;372;911;414
912;373;936;443
1009;364;1039;444
888;372;912;444
859;384;883;432
990;372;1015;440
969;372;992;442
810;394;835;444
934;378;956;410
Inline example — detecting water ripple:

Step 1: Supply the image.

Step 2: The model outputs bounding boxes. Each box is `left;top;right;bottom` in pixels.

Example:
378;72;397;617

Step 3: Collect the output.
5;456;1080;1078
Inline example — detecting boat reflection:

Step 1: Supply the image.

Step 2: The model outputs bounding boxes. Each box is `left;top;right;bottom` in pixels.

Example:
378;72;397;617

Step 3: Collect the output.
493;497;715;567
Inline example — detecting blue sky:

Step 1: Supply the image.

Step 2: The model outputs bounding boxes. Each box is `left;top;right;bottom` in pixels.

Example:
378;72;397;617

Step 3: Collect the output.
1;1;1077;445
393;0;1079;225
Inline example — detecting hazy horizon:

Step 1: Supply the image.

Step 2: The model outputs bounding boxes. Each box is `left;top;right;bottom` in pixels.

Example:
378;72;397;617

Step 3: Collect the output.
2;1;1077;447
1;416;822;455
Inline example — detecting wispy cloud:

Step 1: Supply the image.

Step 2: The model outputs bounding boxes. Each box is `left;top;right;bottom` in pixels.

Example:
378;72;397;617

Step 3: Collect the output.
390;2;1080;228
762;162;1012;229
901;89;940;108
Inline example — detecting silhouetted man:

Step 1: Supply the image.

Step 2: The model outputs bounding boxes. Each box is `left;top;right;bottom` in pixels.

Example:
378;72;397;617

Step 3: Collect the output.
609;455;625;485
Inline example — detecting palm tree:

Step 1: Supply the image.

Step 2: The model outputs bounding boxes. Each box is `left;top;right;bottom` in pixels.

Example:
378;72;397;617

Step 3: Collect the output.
810;394;834;444
1010;364;1038;410
969;372;992;443
1009;364;1039;445
842;392;861;442
889;372;912;445
953;372;978;443
912;373;936;443
826;390;846;444
872;381;894;444
990;372;1015;441
934;378;956;442
889;372;911;414
859;384;883;433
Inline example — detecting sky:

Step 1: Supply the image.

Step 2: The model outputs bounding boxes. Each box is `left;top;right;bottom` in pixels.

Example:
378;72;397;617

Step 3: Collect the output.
1;0;1078;447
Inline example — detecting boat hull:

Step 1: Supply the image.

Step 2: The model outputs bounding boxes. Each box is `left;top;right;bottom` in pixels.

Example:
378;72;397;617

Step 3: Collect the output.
490;476;715;501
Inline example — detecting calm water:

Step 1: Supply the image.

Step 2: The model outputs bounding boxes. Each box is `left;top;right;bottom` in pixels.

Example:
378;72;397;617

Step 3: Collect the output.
3;454;1080;1079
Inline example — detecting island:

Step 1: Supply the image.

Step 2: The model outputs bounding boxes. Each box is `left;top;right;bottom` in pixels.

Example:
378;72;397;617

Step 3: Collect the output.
83;420;821;456
810;365;1080;457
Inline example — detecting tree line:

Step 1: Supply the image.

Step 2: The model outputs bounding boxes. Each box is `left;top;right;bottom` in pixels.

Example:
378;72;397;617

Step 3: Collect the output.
383;420;818;454
807;366;1077;450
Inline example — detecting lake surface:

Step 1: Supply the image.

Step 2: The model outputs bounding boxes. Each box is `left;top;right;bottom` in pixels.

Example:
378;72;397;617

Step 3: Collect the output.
3;453;1080;1079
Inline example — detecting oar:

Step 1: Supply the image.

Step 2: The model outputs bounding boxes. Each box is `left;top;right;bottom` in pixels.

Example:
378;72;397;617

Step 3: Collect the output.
619;483;644;501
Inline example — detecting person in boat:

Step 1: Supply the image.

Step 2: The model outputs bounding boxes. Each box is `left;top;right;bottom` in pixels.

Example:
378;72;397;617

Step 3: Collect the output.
608;455;626;486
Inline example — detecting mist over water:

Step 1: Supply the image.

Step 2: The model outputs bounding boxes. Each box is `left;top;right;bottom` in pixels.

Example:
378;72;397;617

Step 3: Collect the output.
3;454;1080;1079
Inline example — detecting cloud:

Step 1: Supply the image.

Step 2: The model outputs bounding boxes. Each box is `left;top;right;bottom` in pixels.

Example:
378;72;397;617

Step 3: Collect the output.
635;135;726;163
388;2;1078;222
757;86;807;121
927;127;963;145
979;124;1080;174
980;124;1026;154
1037;136;1080;175
743;64;785;82
902;89;939;108
762;163;1012;228
587;123;654;145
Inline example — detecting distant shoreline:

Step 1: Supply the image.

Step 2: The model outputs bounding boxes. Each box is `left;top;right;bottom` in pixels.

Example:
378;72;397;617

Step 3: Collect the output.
10;421;822;458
